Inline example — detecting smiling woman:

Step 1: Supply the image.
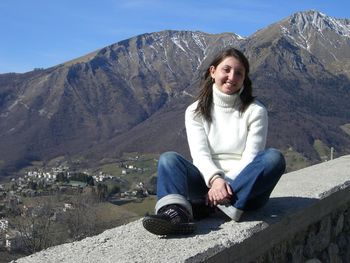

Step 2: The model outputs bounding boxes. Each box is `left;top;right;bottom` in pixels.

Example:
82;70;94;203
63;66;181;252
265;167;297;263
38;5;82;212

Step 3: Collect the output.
142;48;286;236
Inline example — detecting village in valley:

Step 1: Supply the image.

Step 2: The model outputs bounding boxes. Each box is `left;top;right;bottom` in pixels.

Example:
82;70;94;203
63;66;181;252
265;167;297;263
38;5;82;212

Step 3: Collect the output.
0;153;158;259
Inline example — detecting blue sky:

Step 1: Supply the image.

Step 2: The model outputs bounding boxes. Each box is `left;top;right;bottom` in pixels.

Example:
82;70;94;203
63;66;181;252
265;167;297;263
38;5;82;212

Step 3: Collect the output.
0;0;349;73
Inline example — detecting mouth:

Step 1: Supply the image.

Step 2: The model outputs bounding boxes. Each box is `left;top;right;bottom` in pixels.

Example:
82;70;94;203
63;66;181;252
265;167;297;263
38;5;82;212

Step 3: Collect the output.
225;82;235;88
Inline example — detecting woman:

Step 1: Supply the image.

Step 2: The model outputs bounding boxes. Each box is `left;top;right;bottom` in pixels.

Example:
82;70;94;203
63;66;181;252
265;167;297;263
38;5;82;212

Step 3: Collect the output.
143;48;286;236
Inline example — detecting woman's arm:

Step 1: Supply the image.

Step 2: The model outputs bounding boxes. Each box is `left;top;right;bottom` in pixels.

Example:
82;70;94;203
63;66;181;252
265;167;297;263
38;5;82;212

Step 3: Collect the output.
227;103;268;178
185;103;225;187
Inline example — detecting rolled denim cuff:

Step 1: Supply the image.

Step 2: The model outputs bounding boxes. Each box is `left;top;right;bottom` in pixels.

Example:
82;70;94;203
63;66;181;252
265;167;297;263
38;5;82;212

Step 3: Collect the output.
217;204;244;222
155;194;193;218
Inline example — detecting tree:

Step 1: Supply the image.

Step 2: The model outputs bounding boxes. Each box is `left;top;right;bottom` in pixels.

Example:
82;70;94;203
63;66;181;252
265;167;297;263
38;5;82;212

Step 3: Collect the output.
86;175;94;186
28;181;37;190
11;194;99;254
63;194;98;240
56;172;68;183
96;183;108;201
145;176;157;195
70;173;94;186
109;185;120;196
12;199;57;253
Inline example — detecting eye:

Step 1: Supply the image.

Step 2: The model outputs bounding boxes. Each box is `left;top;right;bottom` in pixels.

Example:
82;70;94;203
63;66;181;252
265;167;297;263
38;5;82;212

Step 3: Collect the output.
222;67;231;73
235;69;245;77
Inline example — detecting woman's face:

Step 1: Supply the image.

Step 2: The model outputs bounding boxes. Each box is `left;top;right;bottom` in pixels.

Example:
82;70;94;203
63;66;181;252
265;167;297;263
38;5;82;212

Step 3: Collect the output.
210;56;246;95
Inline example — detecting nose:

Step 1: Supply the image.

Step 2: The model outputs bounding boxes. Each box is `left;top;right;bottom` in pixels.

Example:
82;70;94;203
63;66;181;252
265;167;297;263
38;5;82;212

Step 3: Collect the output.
228;70;236;80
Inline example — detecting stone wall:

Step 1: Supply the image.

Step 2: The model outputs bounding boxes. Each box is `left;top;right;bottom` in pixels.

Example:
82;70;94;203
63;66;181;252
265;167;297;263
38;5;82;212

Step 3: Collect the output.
204;178;350;263
249;202;350;263
14;155;350;263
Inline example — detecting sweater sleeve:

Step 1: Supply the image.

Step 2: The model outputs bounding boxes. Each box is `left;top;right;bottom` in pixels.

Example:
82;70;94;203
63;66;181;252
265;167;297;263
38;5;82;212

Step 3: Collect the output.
226;103;268;179
185;104;225;187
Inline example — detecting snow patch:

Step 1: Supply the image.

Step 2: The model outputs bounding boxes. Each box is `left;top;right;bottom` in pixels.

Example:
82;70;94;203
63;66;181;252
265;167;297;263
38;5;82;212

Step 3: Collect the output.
192;32;206;51
8;97;29;111
236;34;246;40
170;36;186;52
38;109;53;119
182;90;194;98
280;26;310;51
0;112;9;118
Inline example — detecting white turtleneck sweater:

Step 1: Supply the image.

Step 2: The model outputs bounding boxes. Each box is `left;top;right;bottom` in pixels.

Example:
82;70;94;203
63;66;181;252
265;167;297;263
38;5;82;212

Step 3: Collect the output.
185;84;268;187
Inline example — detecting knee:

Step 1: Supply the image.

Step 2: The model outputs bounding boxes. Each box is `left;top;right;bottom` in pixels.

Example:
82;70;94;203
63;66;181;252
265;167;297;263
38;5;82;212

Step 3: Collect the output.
158;151;182;168
264;148;286;174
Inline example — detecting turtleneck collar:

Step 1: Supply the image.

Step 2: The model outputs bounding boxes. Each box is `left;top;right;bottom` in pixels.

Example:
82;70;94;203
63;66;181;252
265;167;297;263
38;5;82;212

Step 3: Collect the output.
212;84;241;108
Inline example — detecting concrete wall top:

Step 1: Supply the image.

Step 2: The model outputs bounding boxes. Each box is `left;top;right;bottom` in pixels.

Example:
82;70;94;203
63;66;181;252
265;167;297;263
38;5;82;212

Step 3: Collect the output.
15;155;350;263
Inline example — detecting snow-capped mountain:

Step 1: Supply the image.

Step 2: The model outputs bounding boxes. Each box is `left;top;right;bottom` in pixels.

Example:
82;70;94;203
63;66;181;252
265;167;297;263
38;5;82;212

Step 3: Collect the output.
280;10;350;76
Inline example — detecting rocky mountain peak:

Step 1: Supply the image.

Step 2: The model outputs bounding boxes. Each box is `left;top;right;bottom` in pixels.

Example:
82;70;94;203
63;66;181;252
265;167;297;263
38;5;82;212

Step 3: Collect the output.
273;10;350;77
288;10;350;38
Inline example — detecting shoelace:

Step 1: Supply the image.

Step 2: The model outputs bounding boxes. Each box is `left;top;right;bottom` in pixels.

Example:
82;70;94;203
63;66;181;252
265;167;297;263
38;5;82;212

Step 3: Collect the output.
163;208;178;218
163;208;182;223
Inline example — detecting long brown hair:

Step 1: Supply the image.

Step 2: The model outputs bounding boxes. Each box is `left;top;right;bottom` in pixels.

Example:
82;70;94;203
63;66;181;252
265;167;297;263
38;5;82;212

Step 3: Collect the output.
194;48;254;122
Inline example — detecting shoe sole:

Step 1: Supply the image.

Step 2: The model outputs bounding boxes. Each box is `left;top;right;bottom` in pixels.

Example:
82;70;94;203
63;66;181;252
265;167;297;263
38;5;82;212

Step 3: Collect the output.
142;216;196;236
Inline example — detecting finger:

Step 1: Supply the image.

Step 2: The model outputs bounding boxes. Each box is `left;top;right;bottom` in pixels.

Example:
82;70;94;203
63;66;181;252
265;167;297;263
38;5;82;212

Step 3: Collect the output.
226;183;233;196
209;197;215;207
208;191;215;203
219;193;228;202
218;189;228;200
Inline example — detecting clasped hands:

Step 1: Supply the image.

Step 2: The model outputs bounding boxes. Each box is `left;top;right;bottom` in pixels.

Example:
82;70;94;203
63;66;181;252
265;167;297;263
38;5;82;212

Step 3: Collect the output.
206;177;233;206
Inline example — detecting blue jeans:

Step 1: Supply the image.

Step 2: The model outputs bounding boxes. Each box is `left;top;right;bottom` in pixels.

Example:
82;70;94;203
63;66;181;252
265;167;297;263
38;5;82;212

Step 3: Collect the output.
155;149;286;216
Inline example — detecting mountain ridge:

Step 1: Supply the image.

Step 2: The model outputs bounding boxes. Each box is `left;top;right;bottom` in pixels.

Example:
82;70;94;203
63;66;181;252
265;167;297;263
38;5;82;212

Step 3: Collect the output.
0;10;349;175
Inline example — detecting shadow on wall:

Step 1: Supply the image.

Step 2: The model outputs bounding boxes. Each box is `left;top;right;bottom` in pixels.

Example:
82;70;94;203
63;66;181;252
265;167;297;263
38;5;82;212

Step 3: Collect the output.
161;196;318;239
243;196;318;223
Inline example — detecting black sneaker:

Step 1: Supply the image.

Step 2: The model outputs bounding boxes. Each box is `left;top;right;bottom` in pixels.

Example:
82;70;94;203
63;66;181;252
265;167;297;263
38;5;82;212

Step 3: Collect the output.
142;204;195;235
